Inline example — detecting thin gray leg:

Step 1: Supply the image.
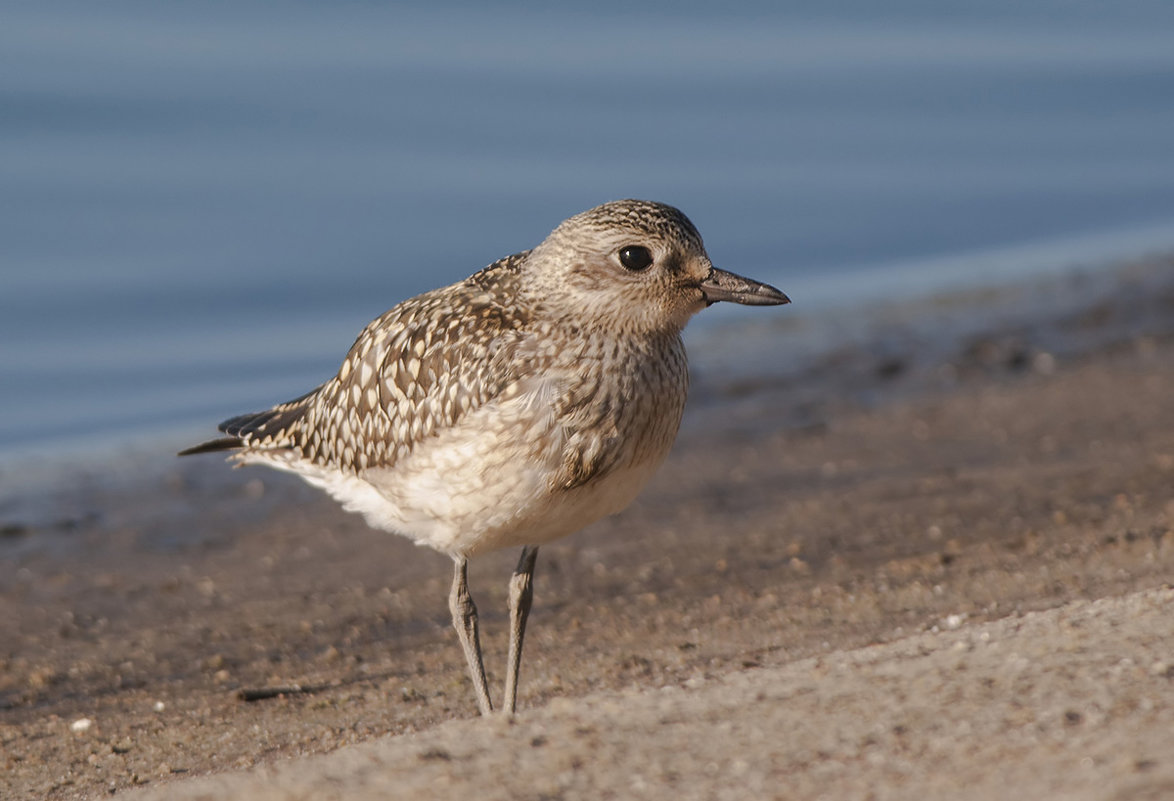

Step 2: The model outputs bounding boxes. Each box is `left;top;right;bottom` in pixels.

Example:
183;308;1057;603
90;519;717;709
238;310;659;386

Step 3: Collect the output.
503;545;539;715
449;556;493;716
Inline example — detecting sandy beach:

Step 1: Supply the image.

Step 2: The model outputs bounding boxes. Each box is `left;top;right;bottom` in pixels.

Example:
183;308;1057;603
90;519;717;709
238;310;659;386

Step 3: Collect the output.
2;259;1173;800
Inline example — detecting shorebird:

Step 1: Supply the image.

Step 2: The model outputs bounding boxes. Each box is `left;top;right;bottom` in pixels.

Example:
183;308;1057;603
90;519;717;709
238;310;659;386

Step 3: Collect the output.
180;200;789;715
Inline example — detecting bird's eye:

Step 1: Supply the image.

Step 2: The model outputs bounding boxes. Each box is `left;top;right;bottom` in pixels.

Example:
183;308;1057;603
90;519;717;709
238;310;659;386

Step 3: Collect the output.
618;245;654;271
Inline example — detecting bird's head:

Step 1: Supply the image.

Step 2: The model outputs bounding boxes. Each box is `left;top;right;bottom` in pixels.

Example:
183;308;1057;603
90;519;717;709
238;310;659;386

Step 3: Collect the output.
526;199;789;336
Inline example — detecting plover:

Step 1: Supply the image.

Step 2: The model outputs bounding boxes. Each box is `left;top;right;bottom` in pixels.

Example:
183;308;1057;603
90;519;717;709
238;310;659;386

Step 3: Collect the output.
181;200;789;715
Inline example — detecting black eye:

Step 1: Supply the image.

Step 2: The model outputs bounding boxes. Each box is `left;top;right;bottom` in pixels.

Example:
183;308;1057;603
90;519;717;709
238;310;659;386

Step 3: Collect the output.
618;245;654;271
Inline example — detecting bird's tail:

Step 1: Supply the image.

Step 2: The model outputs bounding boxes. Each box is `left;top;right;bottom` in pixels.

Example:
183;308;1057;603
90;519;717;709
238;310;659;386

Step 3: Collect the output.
178;387;318;457
177;437;243;456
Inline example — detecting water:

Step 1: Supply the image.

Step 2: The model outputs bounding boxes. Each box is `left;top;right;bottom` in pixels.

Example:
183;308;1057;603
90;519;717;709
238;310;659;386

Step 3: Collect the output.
3;0;1174;463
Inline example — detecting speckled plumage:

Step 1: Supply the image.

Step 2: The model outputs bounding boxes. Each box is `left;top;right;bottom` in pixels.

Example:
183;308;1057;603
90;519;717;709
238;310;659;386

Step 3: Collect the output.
182;199;788;714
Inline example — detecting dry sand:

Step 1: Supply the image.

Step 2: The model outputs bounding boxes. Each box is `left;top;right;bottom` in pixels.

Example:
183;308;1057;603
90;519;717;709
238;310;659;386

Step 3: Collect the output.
125;586;1174;801
2;261;1173;800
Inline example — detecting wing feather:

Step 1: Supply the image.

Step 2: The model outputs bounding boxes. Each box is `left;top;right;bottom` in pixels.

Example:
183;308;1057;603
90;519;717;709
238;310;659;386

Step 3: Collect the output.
191;253;533;473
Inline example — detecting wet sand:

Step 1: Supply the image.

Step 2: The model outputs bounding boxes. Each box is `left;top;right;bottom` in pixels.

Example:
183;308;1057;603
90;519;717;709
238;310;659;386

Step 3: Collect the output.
2;260;1173;800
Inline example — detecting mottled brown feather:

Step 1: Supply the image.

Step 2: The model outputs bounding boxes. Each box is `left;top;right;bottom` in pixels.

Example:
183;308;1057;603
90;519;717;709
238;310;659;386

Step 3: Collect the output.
202;252;563;476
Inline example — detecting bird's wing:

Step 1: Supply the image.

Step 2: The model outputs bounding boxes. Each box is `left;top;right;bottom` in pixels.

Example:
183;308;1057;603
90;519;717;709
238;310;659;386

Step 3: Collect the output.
201;254;538;473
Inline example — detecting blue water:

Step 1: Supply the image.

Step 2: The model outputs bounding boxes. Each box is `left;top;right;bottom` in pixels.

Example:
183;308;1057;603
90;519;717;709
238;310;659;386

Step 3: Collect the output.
3;1;1174;462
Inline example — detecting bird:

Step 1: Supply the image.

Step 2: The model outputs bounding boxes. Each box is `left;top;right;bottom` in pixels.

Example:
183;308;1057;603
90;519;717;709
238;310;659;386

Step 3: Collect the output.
180;199;789;716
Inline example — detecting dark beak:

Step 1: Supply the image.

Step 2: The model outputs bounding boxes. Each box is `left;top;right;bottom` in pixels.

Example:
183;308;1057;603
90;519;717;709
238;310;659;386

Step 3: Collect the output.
698;267;791;306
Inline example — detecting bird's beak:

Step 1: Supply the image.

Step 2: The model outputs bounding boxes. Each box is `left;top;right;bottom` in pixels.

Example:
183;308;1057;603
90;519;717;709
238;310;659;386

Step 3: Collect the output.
698;267;791;307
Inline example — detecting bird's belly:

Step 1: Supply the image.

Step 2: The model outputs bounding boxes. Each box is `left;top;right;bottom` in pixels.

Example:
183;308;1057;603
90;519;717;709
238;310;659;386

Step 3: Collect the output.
281;394;673;557
456;455;664;555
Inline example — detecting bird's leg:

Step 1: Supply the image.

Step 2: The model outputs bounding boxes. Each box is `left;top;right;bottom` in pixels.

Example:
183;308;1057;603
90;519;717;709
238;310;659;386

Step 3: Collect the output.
449;556;494;716
503;545;539;715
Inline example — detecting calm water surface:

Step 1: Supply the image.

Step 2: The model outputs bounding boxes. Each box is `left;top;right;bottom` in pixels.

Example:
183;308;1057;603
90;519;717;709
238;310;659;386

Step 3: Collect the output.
2;1;1174;462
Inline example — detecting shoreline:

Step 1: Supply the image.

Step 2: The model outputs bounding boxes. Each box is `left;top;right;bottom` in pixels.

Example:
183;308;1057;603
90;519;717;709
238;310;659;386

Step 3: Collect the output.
1;255;1173;799
3;252;1171;517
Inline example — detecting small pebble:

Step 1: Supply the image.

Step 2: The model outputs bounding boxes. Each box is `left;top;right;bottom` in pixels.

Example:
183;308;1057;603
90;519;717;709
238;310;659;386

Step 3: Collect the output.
70;718;93;734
